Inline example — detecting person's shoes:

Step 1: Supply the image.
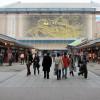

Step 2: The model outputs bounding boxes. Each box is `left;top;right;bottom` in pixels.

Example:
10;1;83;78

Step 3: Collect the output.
59;77;61;80
65;76;67;79
27;73;31;76
47;77;49;79
57;78;59;80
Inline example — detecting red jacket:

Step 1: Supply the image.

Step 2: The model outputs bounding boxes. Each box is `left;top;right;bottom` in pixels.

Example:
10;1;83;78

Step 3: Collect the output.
62;56;70;68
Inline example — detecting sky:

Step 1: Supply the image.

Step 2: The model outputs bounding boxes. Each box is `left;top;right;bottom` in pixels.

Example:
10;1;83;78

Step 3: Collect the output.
0;0;100;7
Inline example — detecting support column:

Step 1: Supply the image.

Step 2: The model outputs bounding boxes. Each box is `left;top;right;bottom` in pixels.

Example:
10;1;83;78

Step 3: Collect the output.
87;14;93;40
17;14;24;38
92;14;96;39
0;14;7;35
6;14;16;37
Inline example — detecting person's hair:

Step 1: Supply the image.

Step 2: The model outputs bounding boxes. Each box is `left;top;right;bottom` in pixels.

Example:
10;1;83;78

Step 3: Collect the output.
69;54;71;58
64;52;67;56
47;53;50;56
28;50;31;54
57;53;60;57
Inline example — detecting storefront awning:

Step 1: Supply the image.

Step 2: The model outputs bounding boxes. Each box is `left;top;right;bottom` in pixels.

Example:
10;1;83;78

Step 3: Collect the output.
0;34;33;49
68;39;82;47
78;38;100;48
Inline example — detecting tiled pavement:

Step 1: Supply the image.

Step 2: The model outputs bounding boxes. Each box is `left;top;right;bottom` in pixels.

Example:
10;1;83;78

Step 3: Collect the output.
88;62;100;76
0;62;100;100
0;62;100;87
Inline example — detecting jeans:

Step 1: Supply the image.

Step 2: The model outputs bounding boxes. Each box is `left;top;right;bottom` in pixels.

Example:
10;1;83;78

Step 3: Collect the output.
62;67;67;78
26;63;31;76
34;67;39;75
57;69;61;80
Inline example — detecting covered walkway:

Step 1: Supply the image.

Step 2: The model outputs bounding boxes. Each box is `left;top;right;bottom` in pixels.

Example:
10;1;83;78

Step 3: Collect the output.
0;34;33;48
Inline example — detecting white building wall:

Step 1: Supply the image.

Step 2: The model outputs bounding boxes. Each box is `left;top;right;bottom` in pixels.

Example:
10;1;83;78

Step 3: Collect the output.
86;14;96;40
0;14;7;35
0;13;97;40
87;14;93;40
6;14;16;37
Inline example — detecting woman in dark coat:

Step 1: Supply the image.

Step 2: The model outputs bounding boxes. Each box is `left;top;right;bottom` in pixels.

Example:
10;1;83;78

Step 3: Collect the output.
78;55;88;78
33;54;40;75
42;53;52;79
26;50;33;76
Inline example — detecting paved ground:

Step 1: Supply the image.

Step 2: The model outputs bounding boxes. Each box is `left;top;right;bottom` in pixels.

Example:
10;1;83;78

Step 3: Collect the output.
88;62;100;76
0;63;26;72
0;62;100;100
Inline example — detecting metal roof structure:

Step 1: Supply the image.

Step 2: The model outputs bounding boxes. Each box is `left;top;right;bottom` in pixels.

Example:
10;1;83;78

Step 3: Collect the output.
0;34;33;48
68;39;82;47
78;38;100;48
0;2;100;13
0;34;16;43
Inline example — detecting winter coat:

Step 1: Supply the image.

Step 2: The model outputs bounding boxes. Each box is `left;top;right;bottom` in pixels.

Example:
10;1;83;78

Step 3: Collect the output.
62;56;70;68
26;53;33;65
33;56;40;68
78;56;82;67
42;55;52;72
55;57;63;70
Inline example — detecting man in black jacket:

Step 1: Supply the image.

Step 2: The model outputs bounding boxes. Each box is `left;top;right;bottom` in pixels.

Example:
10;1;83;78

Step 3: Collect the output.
42;53;52;79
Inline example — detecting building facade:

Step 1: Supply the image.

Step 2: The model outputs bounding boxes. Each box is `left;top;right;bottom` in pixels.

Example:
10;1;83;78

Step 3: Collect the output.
0;2;100;50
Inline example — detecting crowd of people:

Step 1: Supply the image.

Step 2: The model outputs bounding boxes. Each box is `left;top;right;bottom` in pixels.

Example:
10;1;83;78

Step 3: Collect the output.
25;50;88;79
0;50;13;66
0;48;89;79
88;52;100;64
0;50;24;66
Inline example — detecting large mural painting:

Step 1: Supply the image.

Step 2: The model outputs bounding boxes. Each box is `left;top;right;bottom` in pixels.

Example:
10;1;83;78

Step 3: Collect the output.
0;14;89;39
22;14;88;39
